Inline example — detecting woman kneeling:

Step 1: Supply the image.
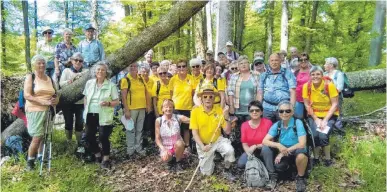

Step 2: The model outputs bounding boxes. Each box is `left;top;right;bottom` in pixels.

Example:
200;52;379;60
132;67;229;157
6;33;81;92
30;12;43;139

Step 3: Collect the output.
155;99;190;171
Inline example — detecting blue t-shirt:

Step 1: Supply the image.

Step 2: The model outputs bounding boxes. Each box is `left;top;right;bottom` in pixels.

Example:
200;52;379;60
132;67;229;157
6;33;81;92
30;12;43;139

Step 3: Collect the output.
268;117;306;147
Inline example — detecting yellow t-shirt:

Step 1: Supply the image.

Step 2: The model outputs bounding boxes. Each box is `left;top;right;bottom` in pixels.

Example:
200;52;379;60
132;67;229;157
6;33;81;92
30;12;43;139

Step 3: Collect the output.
151;80;171;114
150;74;159;82
190;105;227;144
195;78;226;104
302;81;339;117
120;74;147;110
169;74;195;110
191;73;203;89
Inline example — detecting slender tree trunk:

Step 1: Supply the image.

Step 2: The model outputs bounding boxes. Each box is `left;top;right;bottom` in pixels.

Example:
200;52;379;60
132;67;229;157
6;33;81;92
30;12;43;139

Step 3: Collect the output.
22;0;31;72
280;0;289;51
1;0;6;66
300;1;307;51
194;10;207;59
64;0;69;28
205;3;213;51
124;5;133;16
215;0;232;55
175;28;181;55
369;0;386;66
91;0;99;39
235;1;246;52
141;3;147;29
305;1;318;53
34;0;38;43
186;20;192;58
266;0;274;58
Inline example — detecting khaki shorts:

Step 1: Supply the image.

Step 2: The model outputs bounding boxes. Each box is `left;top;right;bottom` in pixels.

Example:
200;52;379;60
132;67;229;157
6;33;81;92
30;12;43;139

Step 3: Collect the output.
26;111;48;137
196;136;235;175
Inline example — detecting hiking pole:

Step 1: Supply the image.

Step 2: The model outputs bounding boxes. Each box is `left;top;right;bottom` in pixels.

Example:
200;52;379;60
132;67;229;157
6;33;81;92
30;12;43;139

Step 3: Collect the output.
39;108;51;176
303;119;316;149
184;115;225;192
48;106;56;173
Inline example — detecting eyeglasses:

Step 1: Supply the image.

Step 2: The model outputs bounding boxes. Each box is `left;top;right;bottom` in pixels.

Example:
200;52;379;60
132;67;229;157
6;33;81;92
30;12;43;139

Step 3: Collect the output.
299;59;308;62
158;72;167;75
249;109;261;113
192;65;200;68
177;65;186;69
254;62;263;66
231;67;237;70
74;59;83;63
203;95;213;99
44;32;52;35
278;109;292;114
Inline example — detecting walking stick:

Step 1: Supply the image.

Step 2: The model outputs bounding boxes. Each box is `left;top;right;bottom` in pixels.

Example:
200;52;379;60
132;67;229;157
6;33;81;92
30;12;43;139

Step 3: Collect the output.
39;108;51;176
48;106;56;173
184;115;225;192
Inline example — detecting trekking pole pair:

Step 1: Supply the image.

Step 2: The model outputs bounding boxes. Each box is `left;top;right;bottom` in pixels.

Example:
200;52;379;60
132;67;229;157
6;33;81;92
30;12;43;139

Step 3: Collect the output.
184;114;226;192
39;106;56;176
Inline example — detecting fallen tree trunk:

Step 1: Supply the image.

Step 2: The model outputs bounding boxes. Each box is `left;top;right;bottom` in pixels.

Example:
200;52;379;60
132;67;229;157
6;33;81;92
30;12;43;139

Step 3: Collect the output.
346;69;386;91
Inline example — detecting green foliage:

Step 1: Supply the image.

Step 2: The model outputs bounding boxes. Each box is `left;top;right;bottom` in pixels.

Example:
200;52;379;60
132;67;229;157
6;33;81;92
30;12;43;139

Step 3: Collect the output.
343;90;386;116
1;131;111;192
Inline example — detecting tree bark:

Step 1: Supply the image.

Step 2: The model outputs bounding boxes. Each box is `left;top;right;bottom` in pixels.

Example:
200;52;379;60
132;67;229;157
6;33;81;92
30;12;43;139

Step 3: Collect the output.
215;0;232;55
1;0;6;66
22;0;31;72
305;1;318;53
34;0;38;43
91;0;99;39
235;1;246;52
266;0;274;57
205;3;213;52
346;69;386;91
64;0;69;28
194;9;207;59
280;0;289;51
369;0;386;66
124;5;133;16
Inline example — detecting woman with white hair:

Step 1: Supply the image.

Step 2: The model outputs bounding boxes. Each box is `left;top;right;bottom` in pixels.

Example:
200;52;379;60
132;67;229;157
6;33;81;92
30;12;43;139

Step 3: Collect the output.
140;65;156;145
24;55;58;171
60;52;87;148
83;62;119;169
324;57;344;118
54;28;77;78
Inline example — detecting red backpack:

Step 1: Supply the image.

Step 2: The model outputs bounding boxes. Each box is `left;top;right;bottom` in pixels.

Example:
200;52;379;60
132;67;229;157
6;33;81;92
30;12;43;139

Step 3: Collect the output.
306;76;338;115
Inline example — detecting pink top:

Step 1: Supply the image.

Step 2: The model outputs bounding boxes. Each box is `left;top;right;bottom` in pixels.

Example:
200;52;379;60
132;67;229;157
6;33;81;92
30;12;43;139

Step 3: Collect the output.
296;71;310;102
158;115;183;150
241;118;272;147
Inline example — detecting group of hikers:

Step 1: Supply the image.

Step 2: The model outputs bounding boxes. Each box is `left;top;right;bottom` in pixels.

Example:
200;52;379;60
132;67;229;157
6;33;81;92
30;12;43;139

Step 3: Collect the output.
20;25;349;192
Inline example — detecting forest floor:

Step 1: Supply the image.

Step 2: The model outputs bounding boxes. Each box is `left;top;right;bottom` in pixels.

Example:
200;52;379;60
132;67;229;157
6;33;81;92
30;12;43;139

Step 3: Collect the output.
1;90;386;192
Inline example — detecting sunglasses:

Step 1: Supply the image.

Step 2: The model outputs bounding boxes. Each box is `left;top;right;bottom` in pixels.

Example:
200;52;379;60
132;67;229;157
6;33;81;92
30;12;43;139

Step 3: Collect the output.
299;59;308;62
249;109;261;113
177;65;186;69
74;59;84;63
192;65;200;68
254;62;263;66
231;67;237;70
203;95;213;99
278;109;292;114
158;72;167;75
44;32;52;35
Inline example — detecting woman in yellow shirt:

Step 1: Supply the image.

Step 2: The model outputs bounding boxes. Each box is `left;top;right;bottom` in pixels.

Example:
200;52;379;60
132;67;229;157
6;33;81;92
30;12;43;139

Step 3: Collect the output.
302;66;339;167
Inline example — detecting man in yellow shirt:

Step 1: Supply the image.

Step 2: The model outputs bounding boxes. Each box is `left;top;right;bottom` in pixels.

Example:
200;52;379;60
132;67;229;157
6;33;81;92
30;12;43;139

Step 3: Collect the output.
121;62;151;157
190;83;235;181
169;60;195;151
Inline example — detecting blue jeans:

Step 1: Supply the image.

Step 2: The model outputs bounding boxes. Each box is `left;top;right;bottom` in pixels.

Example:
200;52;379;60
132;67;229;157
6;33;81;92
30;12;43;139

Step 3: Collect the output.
294;101;305;119
237;150;263;169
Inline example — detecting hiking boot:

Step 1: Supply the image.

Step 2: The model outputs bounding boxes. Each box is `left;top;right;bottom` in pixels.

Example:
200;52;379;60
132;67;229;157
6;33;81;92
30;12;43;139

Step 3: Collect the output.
101;160;112;170
312;158;320;166
95;156;102;163
175;161;184;172
296;176;307;192
323;159;333;167
136;149;147;157
167;157;176;171
266;176;277;190
222;169;236;182
26;159;35;171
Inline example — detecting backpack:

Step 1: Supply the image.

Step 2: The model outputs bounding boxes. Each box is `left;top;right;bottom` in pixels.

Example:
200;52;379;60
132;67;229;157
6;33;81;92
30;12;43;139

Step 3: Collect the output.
18;73;56;112
156;80;161;97
262;69;291;105
198;78;218;90
119;75;145;105
244;154;269;187
307;76;332;99
334;71;354;98
274;119;298;141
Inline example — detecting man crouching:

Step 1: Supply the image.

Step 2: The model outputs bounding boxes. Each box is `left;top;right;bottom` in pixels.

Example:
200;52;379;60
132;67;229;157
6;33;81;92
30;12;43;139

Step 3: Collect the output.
190;83;236;181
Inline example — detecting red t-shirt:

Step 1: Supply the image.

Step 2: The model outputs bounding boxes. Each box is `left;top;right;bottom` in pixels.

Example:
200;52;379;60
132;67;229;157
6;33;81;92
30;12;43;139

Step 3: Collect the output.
241;118;272;147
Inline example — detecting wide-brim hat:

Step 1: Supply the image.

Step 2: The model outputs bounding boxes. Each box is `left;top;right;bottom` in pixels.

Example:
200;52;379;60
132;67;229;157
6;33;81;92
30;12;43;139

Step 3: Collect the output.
197;83;220;97
41;27;53;35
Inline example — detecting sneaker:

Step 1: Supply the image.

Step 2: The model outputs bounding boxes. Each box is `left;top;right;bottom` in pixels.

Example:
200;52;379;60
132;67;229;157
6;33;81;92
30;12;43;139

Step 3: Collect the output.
222;169;236;182
175;161;184;172
296;176;307;192
101;160;112;170
312;158;321;166
266;176;277;190
183;147;191;158
26;159;35;171
323;159;333;167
